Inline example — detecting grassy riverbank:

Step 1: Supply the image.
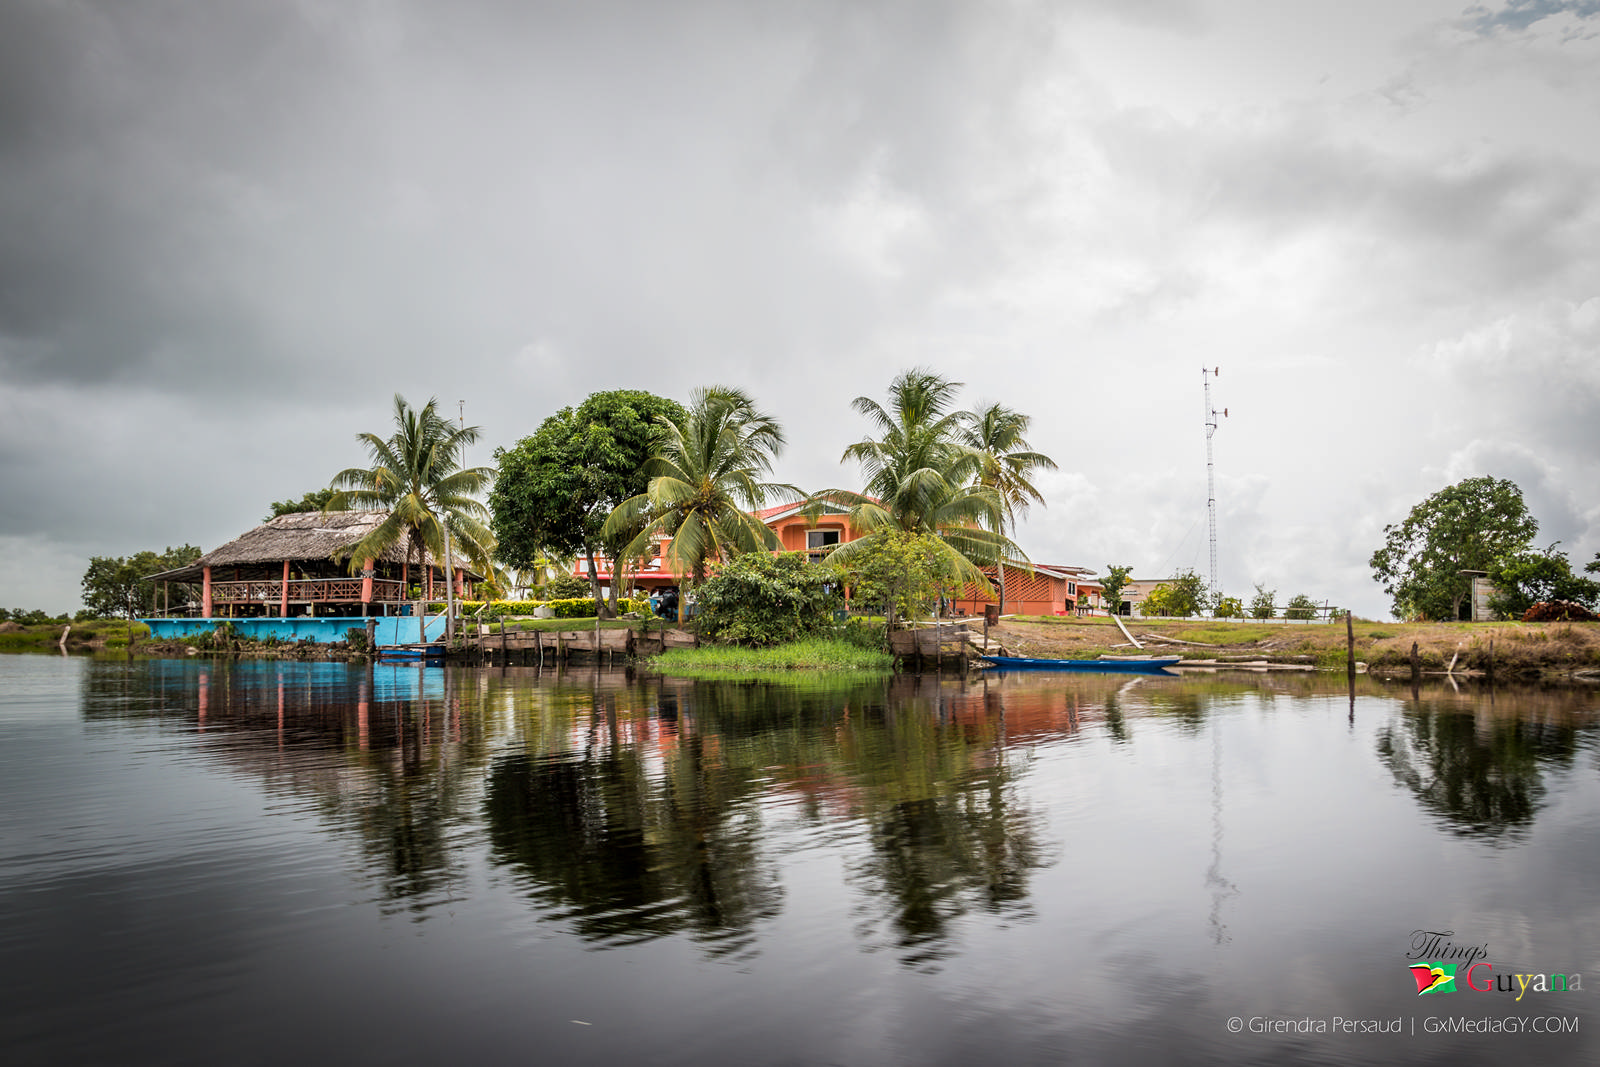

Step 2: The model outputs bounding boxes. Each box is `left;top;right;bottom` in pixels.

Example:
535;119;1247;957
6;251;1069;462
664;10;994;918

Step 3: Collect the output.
0;619;149;652
10;613;1595;679
651;637;895;677
993;615;1600;677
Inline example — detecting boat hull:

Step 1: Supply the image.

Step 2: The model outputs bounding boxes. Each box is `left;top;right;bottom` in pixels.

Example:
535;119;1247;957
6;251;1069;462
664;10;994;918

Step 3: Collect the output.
977;655;1180;673
378;644;446;662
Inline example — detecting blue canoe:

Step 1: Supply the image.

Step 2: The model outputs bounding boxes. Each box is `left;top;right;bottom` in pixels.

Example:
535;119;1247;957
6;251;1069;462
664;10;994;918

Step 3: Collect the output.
379;644;446;662
978;655;1181;673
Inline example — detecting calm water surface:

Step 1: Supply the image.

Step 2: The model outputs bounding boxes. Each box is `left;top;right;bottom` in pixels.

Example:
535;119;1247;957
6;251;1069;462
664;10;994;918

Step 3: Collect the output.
2;654;1597;1066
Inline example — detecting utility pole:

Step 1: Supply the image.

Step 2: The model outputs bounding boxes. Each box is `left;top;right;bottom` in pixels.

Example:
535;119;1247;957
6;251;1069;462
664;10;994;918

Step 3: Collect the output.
1203;368;1228;604
442;400;465;644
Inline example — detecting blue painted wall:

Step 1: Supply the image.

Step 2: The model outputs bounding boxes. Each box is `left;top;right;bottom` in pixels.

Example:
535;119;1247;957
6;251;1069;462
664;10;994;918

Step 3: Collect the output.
141;615;447;645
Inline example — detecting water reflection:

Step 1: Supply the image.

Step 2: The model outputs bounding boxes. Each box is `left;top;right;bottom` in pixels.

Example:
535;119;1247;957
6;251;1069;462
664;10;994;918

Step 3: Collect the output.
485;731;782;958
58;660;1600;966
1375;687;1585;842
80;659;494;913
11;654;1600;1065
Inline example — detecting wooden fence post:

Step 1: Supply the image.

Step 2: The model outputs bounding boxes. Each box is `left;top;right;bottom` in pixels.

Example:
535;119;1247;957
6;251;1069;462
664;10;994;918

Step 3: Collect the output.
1346;611;1355;685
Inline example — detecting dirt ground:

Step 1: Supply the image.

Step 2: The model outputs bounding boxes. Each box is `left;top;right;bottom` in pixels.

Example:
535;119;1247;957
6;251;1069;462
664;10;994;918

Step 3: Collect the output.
987;614;1600;678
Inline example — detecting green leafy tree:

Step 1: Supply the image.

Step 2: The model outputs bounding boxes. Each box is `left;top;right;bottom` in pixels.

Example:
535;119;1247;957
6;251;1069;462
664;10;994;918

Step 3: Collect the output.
835;530;961;632
2;607;67;625
81;545;202;620
1248;583;1277;619
490;390;686;618
1487;545;1600;618
1284;593;1319;620
1139;569;1206;617
1100;564;1133;616
605;386;797;623
1212;595;1243;618
961;401;1057;613
1369;476;1538;621
264;488;338;521
1586;552;1599;575
328;395;496;636
811;369;1017;597
693;552;845;646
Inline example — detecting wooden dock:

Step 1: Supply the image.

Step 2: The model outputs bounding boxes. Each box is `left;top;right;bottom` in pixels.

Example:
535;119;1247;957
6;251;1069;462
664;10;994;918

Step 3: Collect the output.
888;622;1002;670
450;625;699;666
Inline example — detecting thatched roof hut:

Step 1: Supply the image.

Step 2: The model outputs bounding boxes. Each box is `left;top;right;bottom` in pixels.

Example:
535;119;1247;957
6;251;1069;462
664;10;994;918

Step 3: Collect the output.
147;511;451;583
145;511;478;618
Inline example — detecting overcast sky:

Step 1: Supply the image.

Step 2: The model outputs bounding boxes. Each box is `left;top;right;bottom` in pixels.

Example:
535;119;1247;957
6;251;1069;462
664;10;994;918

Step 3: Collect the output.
3;0;1597;620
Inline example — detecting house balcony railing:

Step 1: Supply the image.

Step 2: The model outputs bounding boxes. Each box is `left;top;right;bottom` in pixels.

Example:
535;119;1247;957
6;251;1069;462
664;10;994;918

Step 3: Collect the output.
209;578;409;605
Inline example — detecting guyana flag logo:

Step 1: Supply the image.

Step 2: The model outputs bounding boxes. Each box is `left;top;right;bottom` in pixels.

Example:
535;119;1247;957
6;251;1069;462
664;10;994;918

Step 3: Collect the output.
1410;962;1457;995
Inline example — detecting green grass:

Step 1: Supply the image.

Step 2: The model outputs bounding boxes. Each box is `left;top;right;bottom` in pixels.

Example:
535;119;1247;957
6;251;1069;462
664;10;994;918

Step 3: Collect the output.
1169;623;1281;646
651;637;895;676
0;619;147;650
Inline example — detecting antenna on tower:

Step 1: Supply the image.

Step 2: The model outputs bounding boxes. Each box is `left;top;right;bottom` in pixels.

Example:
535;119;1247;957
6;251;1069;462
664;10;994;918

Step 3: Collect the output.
1203;368;1227;603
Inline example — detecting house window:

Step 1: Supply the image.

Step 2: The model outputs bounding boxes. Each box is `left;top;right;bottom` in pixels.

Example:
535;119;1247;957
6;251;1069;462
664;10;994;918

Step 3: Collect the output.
807;530;841;550
1068;582;1077;595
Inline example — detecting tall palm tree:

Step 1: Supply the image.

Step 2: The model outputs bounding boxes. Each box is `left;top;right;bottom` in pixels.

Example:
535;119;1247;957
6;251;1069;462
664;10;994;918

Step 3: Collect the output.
962;401;1058;613
604;386;797;623
811;369;1017;593
327;395;496;638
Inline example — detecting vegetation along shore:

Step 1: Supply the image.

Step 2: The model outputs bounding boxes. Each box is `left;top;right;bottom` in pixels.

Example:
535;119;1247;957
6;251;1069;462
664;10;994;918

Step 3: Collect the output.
7;614;1597;681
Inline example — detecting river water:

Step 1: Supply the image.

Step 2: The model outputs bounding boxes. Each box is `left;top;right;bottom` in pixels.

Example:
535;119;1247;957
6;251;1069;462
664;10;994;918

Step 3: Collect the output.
2;653;1597;1066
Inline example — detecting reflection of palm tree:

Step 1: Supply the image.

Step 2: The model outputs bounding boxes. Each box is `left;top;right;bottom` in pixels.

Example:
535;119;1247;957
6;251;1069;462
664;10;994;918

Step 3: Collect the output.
484;724;781;956
839;694;1048;965
1376;705;1576;839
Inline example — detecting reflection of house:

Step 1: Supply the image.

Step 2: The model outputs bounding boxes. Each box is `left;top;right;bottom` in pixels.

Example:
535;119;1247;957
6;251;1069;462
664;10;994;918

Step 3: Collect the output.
141;511;475;644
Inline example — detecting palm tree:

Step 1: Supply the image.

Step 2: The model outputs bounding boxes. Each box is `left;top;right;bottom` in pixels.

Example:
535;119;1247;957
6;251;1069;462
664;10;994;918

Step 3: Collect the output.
327;394;496;639
811;369;1017;595
962;401;1057;613
604;386;797;623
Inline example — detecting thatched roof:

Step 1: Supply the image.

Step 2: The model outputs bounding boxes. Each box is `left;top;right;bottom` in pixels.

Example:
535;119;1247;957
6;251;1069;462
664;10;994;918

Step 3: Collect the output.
146;511;456;581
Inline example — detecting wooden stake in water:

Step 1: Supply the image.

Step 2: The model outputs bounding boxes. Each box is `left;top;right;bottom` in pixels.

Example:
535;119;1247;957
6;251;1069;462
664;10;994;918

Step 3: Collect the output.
1346;611;1356;684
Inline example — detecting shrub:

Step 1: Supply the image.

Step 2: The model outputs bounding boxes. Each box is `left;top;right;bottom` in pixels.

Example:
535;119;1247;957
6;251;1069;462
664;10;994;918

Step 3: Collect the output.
694;552;845;646
832;616;887;652
543;573;593;600
1141;570;1206;617
834;531;959;626
547;597;648;619
1284;594;1319;620
1212;595;1243;619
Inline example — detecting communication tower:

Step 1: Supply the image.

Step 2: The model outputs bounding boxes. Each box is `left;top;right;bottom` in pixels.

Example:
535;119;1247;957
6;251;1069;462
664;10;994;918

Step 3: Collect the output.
1203;368;1227;601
